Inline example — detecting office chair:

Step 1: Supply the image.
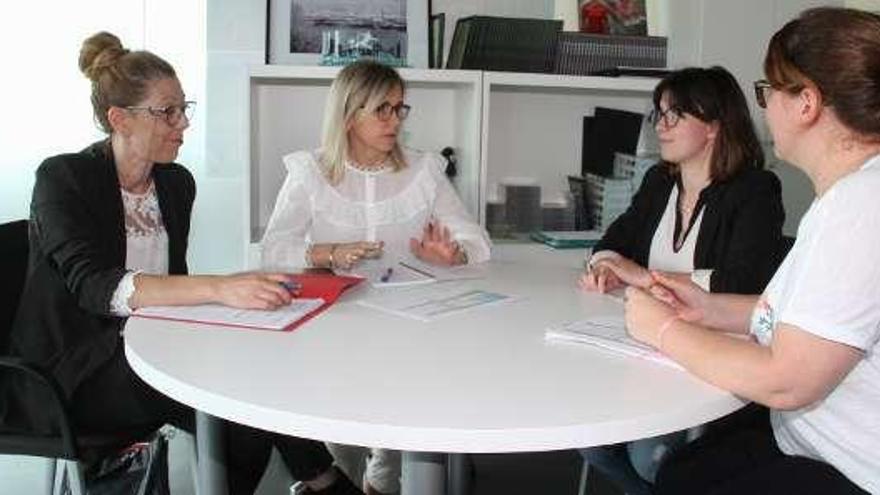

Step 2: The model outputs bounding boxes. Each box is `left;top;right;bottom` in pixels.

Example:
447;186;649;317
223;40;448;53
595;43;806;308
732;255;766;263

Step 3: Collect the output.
0;219;152;495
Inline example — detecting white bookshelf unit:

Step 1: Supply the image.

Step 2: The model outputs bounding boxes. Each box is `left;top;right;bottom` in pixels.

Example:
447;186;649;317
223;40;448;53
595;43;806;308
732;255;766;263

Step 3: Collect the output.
245;66;659;265
246;65;483;266
479;72;658;224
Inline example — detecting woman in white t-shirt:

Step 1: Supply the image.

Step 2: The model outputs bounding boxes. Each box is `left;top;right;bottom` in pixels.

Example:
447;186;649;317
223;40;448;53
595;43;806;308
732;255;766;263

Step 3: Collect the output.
626;8;880;494
261;61;490;495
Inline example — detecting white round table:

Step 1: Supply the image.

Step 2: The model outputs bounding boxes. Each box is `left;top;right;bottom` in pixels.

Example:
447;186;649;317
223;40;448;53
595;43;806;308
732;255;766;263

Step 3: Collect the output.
125;244;743;494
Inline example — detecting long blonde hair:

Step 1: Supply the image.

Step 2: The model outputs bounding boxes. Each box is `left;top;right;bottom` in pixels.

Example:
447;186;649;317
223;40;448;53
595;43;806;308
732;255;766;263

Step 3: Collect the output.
320;60;407;184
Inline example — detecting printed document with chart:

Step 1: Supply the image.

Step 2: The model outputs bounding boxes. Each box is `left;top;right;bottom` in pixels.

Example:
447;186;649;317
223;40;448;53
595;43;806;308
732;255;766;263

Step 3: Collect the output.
358;281;515;321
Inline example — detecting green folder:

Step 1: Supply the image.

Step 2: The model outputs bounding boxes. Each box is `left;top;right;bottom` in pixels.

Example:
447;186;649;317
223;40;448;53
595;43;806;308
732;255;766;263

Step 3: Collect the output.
530;230;604;249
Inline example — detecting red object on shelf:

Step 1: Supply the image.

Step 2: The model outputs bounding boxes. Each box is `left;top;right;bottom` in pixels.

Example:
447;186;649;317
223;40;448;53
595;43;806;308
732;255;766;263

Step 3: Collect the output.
580;1;610;34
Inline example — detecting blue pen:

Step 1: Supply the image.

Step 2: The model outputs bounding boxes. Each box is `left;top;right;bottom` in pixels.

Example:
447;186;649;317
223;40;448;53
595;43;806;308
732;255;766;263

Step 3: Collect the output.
379;267;394;283
279;281;302;294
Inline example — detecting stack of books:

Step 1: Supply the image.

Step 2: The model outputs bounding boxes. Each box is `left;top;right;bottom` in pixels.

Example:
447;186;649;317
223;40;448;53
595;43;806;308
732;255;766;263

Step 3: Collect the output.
553;32;668;76
446;16;562;73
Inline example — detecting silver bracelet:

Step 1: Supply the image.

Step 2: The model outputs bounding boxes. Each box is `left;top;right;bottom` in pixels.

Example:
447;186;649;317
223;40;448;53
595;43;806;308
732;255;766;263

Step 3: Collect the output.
328;244;338;268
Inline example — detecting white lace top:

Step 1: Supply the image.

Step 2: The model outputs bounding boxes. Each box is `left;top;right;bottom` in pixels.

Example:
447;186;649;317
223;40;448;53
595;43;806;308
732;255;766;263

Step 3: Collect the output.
260;148;491;271
110;182;169;316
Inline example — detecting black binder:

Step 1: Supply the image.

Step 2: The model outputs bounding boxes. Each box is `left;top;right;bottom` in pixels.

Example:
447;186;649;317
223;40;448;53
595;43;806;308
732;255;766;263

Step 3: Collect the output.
582;107;644;177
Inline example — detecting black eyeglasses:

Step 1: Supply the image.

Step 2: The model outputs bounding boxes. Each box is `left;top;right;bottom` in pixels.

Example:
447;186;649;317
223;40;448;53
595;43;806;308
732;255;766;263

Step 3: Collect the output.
126;101;196;125
753;80;773;109
648;107;683;128
373;102;411;121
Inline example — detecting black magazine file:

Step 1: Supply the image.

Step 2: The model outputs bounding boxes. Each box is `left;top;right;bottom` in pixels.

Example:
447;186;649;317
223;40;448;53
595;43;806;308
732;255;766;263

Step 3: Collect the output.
582;107;644;177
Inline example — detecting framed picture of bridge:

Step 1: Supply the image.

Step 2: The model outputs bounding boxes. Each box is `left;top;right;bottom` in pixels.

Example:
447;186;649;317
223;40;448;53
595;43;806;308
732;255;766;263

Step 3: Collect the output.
267;0;428;67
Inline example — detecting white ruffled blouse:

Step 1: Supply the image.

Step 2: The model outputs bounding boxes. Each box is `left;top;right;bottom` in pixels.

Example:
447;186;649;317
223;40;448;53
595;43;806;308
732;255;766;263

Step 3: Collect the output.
260;148;491;271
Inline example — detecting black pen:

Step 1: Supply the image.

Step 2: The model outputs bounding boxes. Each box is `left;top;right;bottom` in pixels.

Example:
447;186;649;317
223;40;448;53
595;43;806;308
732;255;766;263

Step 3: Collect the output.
398;261;435;279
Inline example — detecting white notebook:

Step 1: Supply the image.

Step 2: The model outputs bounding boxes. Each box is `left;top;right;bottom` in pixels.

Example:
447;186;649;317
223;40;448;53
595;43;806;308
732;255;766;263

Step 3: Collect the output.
545;316;682;370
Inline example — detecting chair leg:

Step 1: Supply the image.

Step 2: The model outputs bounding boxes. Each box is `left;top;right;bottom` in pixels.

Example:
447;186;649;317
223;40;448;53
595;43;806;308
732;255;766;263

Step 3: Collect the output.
51;459;86;495
52;459;86;495
577;459;590;495
66;461;85;495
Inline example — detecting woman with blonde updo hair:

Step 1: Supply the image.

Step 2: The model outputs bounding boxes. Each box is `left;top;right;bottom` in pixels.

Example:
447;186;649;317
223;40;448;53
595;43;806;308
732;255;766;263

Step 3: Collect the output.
2;32;363;495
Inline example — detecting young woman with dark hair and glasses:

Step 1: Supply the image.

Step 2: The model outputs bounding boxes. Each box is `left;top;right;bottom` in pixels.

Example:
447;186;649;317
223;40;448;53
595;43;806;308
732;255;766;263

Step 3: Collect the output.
626;8;880;494
1;31;363;495
577;65;785;495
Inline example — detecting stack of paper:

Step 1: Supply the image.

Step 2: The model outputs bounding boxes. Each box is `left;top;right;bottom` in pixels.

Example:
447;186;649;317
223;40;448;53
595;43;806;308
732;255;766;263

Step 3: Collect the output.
545;316;682;370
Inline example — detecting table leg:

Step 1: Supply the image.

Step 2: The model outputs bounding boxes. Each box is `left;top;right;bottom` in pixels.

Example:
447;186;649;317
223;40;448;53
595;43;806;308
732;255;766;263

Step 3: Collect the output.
447;453;472;495
195;411;228;495
401;451;446;495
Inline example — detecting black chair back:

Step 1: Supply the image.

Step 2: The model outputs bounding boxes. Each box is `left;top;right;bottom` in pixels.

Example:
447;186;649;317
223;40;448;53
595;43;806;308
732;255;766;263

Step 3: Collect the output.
0;220;29;353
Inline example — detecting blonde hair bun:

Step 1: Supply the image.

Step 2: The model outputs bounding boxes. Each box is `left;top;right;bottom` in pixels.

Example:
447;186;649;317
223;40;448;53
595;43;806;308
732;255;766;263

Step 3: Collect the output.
79;31;128;82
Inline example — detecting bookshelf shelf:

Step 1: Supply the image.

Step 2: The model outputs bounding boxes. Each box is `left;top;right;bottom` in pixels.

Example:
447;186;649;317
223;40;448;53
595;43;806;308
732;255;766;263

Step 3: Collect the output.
479;71;658;225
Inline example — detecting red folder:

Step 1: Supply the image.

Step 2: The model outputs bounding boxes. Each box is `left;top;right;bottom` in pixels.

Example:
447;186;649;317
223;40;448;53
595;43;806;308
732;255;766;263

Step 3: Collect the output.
285;273;364;330
131;273;363;332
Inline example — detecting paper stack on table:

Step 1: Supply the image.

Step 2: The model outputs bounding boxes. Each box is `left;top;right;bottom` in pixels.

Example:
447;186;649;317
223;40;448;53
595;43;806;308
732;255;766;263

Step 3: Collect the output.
545;316;682;370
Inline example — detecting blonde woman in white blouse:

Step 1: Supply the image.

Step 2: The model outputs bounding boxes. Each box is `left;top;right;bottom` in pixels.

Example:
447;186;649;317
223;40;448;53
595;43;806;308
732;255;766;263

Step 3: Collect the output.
260;61;491;495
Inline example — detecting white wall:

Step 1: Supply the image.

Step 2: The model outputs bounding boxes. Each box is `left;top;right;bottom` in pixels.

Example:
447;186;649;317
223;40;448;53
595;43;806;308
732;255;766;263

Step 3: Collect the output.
0;0;208;248
0;2;205;492
0;3;141;223
847;0;880;10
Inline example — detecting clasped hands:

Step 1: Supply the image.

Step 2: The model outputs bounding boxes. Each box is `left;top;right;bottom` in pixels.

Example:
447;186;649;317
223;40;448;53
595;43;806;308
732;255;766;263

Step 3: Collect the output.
579;255;709;350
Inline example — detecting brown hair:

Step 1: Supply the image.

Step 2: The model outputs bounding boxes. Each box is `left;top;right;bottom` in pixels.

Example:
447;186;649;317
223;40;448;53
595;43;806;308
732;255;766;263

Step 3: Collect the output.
79;32;176;134
765;7;880;138
652;66;764;181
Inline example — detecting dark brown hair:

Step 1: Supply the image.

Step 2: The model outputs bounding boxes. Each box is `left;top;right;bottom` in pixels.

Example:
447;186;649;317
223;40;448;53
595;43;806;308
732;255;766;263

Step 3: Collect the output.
79;32;176;134
652;66;764;181
765;7;880;138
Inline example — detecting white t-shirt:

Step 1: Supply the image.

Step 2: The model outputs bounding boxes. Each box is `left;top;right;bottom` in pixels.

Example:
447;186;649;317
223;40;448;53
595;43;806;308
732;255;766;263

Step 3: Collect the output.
751;154;880;493
260;148;491;271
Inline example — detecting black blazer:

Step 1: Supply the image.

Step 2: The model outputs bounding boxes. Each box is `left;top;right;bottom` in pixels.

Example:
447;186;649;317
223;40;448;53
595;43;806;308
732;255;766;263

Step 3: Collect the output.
593;164;785;294
4;141;195;429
